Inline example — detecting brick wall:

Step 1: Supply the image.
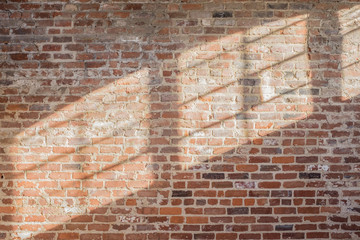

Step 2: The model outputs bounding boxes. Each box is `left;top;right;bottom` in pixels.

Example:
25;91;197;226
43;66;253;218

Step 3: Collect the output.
1;0;360;239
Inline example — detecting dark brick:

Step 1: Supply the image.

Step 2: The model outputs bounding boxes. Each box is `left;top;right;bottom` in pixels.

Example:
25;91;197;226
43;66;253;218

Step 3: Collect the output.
345;157;360;163
194;233;215;239
299;88;320;95
299;173;321;179
172;191;192;197
330;216;347;223
196;200;206;206
202;173;225;179
341;224;360;230
267;3;288;9
352;208;360;213
236;113;257;120
29;104;51;111
275;225;293;231
228;173;249;179
227;208;249;215
0;80;13;86
282;233;305;239
238;78;259;86
53;36;72;42
271;191;292;197
13;28;32;34
213;11;233;18
260;165;281;171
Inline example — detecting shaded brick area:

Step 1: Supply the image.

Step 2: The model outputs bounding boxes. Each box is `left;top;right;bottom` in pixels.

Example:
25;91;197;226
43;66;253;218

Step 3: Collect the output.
0;0;360;239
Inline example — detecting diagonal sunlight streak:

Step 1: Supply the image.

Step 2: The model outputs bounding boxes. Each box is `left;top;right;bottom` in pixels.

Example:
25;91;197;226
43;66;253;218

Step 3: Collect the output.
6;10;321;238
9;2;360;237
5;68;159;239
7;13;316;238
18;82;311;191
8;15;310;180
173;14;313;171
6;68;152;178
176;18;308;74
338;5;360;99
176;15;309;110
180;51;306;107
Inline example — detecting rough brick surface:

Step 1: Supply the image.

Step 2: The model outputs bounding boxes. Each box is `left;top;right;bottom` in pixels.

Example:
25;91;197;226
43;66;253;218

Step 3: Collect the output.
1;0;360;239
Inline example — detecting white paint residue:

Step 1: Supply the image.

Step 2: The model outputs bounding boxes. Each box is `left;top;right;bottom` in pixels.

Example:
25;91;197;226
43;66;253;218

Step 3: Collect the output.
64;206;83;214
17;232;32;240
119;216;138;223
196;146;212;155
193;131;205;137
235;181;256;189
260;71;276;102
307;165;329;171
92;121;114;128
